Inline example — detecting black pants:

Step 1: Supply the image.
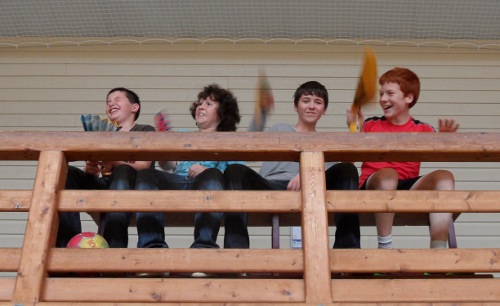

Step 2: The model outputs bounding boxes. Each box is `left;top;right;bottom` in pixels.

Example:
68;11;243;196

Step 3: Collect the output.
56;164;137;248
134;167;225;249
223;162;361;249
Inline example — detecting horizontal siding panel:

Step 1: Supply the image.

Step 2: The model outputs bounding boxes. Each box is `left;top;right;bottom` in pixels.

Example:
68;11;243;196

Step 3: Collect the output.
3;75;500;92
0;179;34;189
457;213;500;222
0;213;28;222
2;88;499;108
0;220;27;234
4;100;500;118
0;235;24;247
0;166;36;179
424;168;500;182
455;223;500;236
4;101;500;124
1;114;499;131
421;162;500;169
449;237;500;248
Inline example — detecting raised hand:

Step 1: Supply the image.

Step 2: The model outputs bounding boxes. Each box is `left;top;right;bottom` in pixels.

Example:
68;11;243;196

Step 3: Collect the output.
438;118;460;133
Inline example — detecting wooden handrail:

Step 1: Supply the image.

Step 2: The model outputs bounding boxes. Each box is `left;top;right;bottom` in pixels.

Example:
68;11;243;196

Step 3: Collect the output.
1;131;499;162
0;131;498;304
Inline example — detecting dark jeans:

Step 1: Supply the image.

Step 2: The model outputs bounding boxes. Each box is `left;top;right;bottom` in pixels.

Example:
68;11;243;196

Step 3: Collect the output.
223;162;361;249
56;164;137;248
134;167;225;249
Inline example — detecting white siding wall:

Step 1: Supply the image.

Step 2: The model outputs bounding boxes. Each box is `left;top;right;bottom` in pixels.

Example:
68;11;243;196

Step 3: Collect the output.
0;43;499;250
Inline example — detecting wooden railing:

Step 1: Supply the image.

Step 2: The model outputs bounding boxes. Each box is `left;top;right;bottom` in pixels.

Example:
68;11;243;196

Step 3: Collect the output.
0;131;499;305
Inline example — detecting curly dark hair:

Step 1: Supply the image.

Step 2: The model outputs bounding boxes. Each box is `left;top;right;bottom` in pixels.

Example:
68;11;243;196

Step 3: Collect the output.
190;84;241;131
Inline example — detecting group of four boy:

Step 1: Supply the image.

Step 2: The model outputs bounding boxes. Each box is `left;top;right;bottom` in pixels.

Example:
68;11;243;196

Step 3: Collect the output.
57;67;459;259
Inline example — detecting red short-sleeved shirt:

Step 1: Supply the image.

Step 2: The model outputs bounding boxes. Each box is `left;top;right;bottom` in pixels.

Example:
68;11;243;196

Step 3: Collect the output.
359;116;435;187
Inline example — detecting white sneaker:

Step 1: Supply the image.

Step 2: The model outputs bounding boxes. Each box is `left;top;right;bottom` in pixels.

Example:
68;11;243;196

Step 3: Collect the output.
191;272;216;277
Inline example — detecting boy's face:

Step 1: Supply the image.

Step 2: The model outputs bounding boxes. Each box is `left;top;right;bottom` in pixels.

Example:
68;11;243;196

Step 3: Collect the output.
379;82;413;123
294;94;327;126
106;90;139;124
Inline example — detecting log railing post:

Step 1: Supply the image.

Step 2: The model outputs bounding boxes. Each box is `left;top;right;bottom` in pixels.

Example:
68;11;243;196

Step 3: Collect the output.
12;151;67;304
300;151;332;303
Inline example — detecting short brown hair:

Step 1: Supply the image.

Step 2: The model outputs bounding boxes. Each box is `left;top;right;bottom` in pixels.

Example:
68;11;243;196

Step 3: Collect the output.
293;81;329;109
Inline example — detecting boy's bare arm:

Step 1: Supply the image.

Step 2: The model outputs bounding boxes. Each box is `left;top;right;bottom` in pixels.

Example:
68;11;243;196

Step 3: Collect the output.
346;108;365;130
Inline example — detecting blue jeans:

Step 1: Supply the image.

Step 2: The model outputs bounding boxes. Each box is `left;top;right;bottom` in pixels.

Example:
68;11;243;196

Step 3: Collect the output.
223;162;361;249
56;164;136;248
135;167;225;249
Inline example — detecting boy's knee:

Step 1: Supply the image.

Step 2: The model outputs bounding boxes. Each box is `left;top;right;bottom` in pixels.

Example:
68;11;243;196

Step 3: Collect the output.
434;170;455;189
366;168;398;190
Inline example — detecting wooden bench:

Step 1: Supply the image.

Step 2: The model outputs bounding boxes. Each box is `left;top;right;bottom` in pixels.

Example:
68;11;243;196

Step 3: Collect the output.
0;131;499;304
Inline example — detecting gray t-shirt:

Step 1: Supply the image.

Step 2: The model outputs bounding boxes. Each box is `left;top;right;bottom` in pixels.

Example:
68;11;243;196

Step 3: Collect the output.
258;123;336;181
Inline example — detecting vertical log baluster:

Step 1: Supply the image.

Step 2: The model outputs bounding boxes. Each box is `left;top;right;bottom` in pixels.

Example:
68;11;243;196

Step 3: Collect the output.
300;151;332;303
12;151;67;304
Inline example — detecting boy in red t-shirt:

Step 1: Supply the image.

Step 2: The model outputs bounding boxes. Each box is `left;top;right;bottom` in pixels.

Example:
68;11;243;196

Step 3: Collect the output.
347;67;459;249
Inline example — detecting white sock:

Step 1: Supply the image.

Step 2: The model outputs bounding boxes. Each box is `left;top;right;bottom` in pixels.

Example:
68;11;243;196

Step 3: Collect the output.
430;240;447;249
378;235;393;249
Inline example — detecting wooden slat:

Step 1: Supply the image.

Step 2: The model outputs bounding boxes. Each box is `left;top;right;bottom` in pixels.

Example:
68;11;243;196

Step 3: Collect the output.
0;132;500;162
56;190;500;213
20;304;327;306
57;190;466;227
331;279;500;303
12;151;67;304
330;249;500;274
11;248;500;276
0;190;31;211
6;189;500;212
0;248;21;271
42;278;305;303
300;152;332;303
57;190;301;213
0;279;15;302
326;190;500;212
7;304;321;306
1;190;475;226
47;249;303;274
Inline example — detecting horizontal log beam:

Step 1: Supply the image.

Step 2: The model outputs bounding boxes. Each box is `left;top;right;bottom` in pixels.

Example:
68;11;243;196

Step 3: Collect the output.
56;190;500;213
331;278;500;303
330;249;500;273
1;131;499;162
46;249;303;274
36;278;500;303
4;190;500;214
6;190;500;227
42;278;305;303
4;248;500;275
